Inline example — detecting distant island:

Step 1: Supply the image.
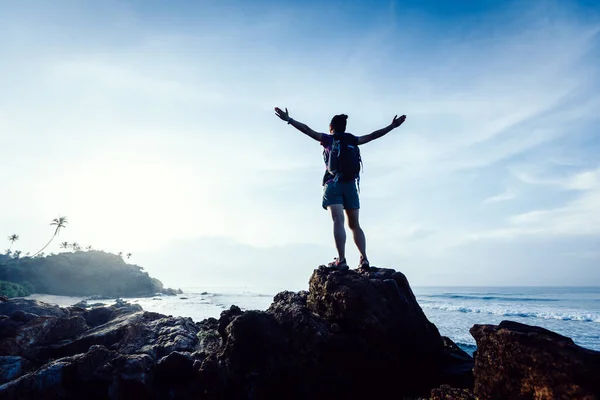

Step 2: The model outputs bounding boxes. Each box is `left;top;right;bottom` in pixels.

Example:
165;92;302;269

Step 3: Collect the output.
0;251;181;298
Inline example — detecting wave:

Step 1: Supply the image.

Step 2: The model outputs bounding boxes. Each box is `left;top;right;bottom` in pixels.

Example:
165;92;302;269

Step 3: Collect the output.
422;303;600;323
425;294;559;302
455;342;477;355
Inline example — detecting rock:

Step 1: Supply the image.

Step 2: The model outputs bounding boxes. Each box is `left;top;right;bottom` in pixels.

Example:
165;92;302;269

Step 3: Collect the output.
49;311;200;361
83;300;143;328
161;288;183;296
218;310;293;399
85;306;116;327
0;345;159;400
304;267;470;396
0;298;69;319
9;310;38;323
0;314;88;357
217;305;243;341
109;353;155;399
470;320;600;400
439;336;475;389
268;290;329;359
221;310;288;375
196;317;221;355
72;300;88;309
430;384;477;400
155;351;195;383
0;355;31;384
0;345;120;399
307;267;444;353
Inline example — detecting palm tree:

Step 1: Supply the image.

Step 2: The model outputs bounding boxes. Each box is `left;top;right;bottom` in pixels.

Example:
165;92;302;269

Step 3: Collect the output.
60;241;69;250
32;216;68;257
13;250;22;259
118;252;123;258
126;252;132;260
71;242;81;252
8;234;19;251
86;245;92;251
4;249;11;256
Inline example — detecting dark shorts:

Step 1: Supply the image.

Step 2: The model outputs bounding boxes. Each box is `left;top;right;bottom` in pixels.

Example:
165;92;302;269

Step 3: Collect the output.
322;180;360;210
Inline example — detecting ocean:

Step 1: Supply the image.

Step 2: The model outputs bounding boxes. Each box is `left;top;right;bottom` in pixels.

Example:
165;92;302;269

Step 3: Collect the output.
26;286;600;355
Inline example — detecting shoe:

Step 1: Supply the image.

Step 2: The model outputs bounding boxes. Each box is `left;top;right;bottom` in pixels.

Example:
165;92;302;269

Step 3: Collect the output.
328;257;349;271
359;256;370;271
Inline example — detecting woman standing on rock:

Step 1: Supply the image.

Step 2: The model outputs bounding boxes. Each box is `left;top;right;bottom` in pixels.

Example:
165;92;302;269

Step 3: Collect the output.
274;107;407;271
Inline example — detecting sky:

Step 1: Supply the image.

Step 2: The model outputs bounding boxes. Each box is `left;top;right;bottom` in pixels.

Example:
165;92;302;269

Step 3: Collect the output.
1;0;599;290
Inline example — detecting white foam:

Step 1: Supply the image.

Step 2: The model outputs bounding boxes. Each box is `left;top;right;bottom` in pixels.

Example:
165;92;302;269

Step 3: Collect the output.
421;302;600;323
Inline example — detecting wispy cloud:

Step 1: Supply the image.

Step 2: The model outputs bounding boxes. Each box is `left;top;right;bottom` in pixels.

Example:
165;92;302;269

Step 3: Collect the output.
482;189;516;205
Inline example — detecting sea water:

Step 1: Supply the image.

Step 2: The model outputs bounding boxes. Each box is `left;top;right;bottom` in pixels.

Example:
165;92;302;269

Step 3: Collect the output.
26;286;600;355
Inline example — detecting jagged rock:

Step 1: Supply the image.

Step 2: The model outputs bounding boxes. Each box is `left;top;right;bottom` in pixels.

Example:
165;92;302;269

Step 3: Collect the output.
0;298;69;319
0;313;88;357
217;305;243;341
267;290;329;359
155;351;195;383
439;336;476;389
48;311;200;361
72;300;88;309
0;345;158;400
84;301;143;328
220;310;290;383
0;355;31;384
196;317;221;355
470;320;600;400
9;310;38;324
85;306;116;327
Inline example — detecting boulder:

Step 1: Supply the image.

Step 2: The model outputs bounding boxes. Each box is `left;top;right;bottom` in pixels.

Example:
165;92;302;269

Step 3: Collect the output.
470;320;600;400
0;299;69;319
304;267;471;395
49;311;200;361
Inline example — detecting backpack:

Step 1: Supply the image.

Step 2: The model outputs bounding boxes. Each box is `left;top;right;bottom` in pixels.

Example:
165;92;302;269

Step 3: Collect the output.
324;133;362;183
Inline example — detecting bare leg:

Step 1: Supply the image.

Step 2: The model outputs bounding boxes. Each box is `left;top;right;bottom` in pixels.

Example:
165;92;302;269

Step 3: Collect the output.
346;208;367;261
329;204;346;260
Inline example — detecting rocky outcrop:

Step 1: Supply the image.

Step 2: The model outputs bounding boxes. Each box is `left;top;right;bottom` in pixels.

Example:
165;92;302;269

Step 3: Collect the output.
470;320;600;400
0;265;474;399
4;264;592;399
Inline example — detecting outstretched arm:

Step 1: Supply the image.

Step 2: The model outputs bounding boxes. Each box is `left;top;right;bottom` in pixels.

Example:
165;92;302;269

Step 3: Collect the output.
274;107;323;142
357;115;406;145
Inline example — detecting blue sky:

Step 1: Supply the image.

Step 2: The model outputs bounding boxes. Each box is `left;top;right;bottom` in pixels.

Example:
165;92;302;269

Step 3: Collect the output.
1;0;599;290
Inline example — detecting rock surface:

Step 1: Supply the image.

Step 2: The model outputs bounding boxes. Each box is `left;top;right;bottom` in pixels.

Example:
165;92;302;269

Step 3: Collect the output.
470;320;600;400
430;384;477;400
1;265;593;399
